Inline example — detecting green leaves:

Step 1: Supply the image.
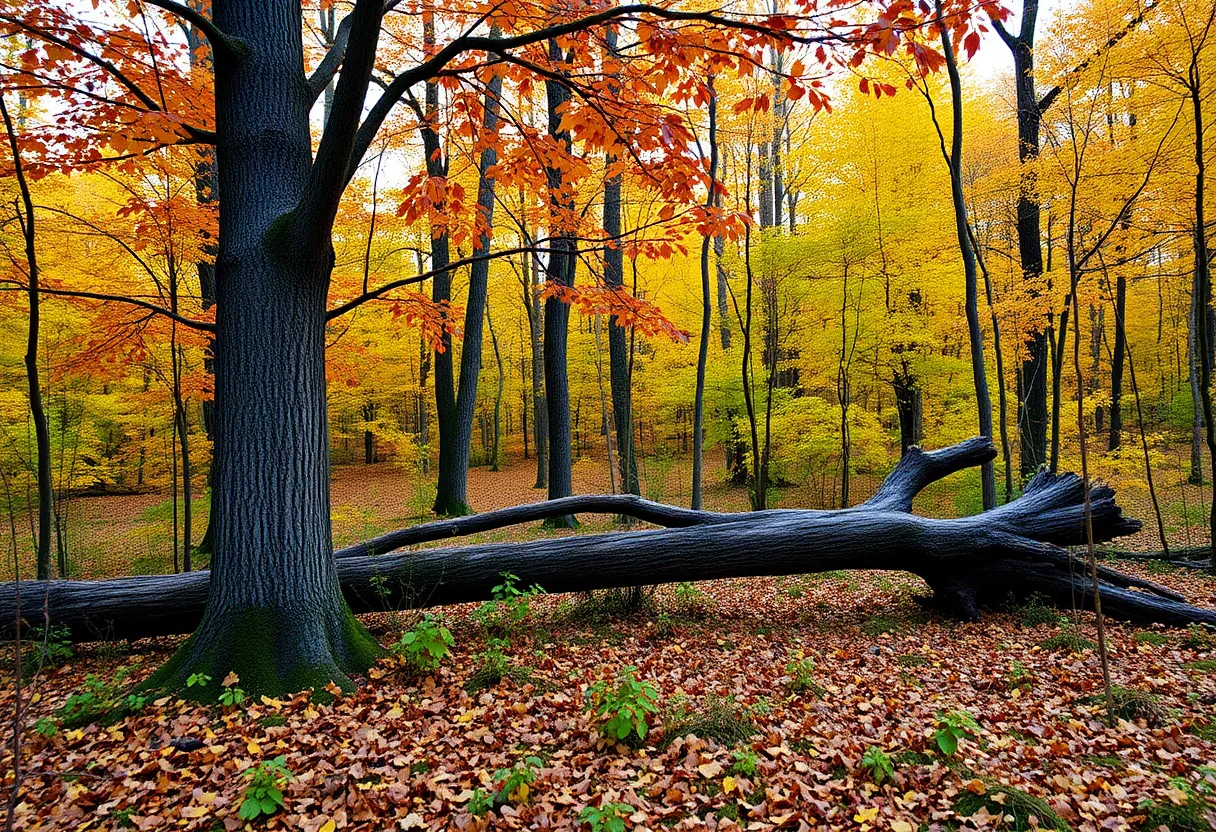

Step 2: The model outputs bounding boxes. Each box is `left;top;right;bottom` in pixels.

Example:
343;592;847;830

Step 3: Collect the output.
492;756;543;806
579;802;634;832
585;666;660;744
238;755;293;821
935;710;980;757
860;746;894;784
392;613;456;673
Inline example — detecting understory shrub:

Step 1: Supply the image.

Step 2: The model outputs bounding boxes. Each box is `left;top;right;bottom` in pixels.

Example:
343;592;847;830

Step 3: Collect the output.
585;665;660;744
391;613;454;674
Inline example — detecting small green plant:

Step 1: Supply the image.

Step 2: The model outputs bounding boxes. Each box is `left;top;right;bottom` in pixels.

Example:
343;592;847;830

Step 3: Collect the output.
1134;773;1215;832
109;807;136;829
23;625;73;672
585;665;660;744
896;653;929;668
1082;687;1168;726
1132;631;1171;646
186;672;212;689
1019;597;1064;628
239;756;293;821
860;746;894;785
475;572;545;634
467;787;494;817
218;673;246;708
34;717;58;738
660;693;756;748
259;714;287;729
492;756;543;805
579;802;634;832
784;656;825;696
730;748;760;778
673;581;707;613
57;668;139;728
1039;629;1096;653
392;613;455;673
954;782;1071;831
860;615;902;636
935;710;980;757
1181;624;1214;651
1007;660;1033;693
465;638;528;693
1185;659;1216;672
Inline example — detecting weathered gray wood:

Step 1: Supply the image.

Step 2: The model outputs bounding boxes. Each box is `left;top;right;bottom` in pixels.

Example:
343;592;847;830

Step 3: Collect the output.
5;438;1214;643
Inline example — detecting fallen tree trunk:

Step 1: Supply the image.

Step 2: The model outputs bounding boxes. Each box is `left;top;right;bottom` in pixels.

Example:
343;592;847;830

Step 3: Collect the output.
4;438;1214;642
1095;546;1213;571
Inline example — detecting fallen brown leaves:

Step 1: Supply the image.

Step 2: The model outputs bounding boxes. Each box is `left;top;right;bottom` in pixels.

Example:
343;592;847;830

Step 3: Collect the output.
4;565;1215;831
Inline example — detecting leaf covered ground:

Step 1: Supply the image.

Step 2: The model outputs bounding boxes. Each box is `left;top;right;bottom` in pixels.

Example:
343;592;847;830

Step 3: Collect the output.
5;563;1216;832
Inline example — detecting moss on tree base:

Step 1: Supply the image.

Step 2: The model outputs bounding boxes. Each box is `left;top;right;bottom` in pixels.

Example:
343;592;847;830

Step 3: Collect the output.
143;600;383;701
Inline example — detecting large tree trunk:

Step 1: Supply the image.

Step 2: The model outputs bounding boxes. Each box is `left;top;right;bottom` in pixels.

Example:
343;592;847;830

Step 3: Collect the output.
142;0;381;696
10;437;1216;643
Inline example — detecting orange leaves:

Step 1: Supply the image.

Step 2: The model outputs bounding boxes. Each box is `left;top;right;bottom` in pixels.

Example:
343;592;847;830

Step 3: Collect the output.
541;282;689;343
396;174;468;241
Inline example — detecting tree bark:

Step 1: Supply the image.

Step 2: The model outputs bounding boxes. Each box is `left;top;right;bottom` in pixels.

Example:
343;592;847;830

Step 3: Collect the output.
602;24;639;497
1108;272;1126;450
934;4;995;509
141;0;383;697
543;37;577;526
434;57;503;512
692;79;717;510
0;95;54;581
12;437;1216;643
995;5;1049;480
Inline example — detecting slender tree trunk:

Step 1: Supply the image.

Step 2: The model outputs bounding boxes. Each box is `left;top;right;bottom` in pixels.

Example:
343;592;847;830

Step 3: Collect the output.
1190;69;1216;565
525;246;548;488
1189;268;1204;483
971;224;1013;503
145;0;381;696
601;24;638;496
999;12;1049;480
1;96;53;581
434;54;503;514
692;79;718;510
487;301;503;472
543;38;576;526
936;4;995;509
1108;272;1126;450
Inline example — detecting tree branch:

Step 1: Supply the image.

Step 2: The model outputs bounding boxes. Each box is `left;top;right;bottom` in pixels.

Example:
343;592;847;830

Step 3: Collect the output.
306;10;355;104
0;283;215;332
345;4;839;180
141;0;243;60
1038;0;1157;114
293;0;386;249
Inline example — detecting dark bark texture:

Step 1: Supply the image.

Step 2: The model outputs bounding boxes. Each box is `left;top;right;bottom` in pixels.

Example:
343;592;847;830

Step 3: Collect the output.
9;437;1216;643
141;0;382;696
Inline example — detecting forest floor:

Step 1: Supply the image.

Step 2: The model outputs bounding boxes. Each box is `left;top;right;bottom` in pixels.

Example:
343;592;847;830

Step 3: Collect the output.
5;561;1216;831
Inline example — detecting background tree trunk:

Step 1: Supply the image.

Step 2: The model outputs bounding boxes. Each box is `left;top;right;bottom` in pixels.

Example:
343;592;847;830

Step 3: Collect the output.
543;38;576;525
0;96;53;582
